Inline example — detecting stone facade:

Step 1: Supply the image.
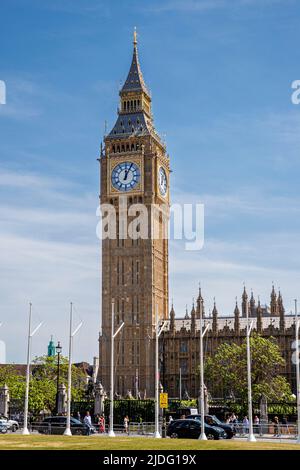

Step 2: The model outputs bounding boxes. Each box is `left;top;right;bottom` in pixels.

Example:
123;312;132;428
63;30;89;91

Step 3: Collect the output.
97;32;297;399
161;288;297;398
98;31;170;397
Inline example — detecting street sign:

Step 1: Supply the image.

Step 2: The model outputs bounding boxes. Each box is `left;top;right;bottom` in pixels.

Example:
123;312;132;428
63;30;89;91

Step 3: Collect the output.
159;392;168;409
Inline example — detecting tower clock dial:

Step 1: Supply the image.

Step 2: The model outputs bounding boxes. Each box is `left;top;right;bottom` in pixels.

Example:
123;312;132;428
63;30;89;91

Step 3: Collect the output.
111;161;141;192
158;166;167;196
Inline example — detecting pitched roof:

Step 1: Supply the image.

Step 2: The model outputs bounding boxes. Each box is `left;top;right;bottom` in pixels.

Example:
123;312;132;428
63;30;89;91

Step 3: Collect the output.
120;31;149;96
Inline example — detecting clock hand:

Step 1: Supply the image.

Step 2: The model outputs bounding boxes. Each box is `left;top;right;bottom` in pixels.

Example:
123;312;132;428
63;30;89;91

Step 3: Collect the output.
124;163;133;181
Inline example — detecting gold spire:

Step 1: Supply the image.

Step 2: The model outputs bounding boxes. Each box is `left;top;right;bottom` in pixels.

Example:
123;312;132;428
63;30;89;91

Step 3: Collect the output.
133;27;137;46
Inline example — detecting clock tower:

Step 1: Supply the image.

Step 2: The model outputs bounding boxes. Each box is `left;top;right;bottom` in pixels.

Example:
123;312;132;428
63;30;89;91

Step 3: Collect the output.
98;31;170;397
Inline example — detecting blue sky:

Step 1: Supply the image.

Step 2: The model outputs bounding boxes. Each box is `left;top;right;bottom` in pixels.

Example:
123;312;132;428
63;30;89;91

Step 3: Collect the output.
0;0;300;363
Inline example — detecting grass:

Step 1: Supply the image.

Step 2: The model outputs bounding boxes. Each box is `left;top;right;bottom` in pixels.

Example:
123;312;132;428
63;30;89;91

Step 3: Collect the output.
0;435;299;450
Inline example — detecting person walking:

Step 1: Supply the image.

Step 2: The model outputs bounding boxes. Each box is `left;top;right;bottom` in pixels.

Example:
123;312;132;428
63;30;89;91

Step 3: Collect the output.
124;415;129;435
242;416;249;436
254;415;260;434
99;414;105;434
84;411;92;436
273;416;280;437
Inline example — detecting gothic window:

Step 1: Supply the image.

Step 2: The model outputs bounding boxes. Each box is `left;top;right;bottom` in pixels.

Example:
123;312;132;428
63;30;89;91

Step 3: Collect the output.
121;342;125;366
122;260;125;285
112;145;115;153
180;359;188;374
126;143;130;151
180;341;188;353
121;299;125;321
131;143;135;151
137;342;140;365
132;260;134;284
117;145;120;152
121;144;125;152
136;297;139;324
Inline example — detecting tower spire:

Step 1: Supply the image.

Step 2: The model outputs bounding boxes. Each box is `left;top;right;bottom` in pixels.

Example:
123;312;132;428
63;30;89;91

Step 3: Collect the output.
133;26;137;46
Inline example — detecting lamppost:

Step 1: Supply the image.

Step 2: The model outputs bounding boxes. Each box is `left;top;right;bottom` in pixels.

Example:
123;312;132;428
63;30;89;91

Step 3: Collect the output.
108;299;124;437
55;341;62;414
294;299;300;444
22;303;42;435
154;304;167;439
198;300;210;441
64;302;83;436
246;300;256;442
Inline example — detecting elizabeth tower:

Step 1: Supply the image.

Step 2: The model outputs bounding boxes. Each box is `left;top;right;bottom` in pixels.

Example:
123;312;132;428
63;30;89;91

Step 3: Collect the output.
98;31;170;397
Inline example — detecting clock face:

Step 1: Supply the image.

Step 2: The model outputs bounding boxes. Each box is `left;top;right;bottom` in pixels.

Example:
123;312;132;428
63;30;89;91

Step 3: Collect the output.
111;161;140;192
158;166;167;196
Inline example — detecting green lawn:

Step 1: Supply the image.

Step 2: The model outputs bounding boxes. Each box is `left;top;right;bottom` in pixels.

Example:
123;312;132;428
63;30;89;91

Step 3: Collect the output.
0;435;299;450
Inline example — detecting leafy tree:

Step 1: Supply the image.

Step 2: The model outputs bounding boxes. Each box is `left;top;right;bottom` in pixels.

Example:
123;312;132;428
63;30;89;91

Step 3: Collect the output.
205;334;293;402
0;355;87;415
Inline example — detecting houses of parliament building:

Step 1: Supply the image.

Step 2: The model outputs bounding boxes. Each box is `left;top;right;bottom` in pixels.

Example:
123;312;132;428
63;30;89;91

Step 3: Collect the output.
97;31;297;398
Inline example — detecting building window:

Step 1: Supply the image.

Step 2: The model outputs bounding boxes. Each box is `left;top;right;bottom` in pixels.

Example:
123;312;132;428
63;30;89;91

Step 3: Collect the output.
136;260;139;284
121;299;125;321
180;341;188;353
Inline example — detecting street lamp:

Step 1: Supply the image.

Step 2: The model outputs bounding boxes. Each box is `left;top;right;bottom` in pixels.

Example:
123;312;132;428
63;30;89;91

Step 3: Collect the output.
64;302;83;436
198;299;210;441
108;299;124;437
154;304;167;439
55;341;62;415
294;300;300;444
22;303;42;435
246;300;256;442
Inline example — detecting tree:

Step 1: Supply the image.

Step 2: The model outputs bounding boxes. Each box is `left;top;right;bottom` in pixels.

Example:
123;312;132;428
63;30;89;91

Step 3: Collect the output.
0;355;87;415
205;334;293;402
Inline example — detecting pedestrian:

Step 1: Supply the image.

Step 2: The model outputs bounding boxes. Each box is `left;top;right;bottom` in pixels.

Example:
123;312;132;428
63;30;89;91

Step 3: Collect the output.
242;416;249;436
254;415;260;435
84;411;92;436
168;415;173;424
124;415;129;435
273;416;280;437
99;414;105;434
77;411;81;422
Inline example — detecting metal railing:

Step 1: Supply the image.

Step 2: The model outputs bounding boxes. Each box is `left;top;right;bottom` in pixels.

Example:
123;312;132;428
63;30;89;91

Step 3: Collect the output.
230;422;298;439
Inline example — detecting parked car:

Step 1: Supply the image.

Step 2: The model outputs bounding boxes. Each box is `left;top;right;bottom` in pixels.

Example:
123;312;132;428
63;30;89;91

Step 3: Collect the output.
33;416;96;435
186;414;235;439
167;419;226;440
0;415;19;432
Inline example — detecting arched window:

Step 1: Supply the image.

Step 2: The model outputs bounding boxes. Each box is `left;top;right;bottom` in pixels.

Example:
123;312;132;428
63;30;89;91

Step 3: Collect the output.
117;145;120;152
121;144;125;152
131;143;135;151
126;143;130;151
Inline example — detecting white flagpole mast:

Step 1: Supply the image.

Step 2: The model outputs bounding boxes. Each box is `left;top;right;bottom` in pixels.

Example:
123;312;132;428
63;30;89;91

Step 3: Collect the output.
154;304;167;439
64;302;83;436
108;299;124;437
246;299;256;442
199;297;207;440
22;303;42;435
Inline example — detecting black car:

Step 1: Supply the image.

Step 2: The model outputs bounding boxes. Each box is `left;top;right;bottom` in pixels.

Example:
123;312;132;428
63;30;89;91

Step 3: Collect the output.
34;416;96;435
186;414;235;439
167;419;226;440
